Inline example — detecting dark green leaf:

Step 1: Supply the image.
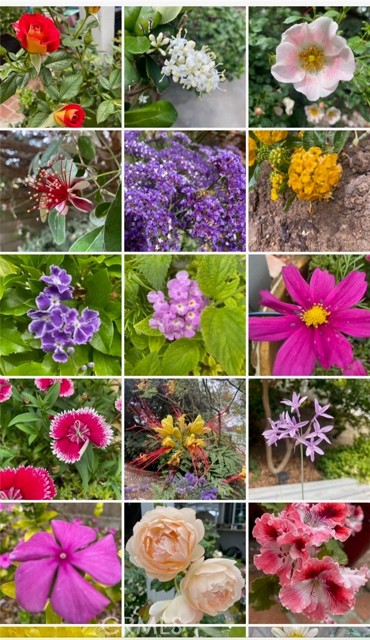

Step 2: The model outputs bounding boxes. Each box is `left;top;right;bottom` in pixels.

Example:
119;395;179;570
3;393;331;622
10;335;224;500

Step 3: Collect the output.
333;131;350;154
146;57;169;93
0;74;20;104
150;578;176;592
86;268;113;308
8;413;41;427
124;7;141;31
125;35;151;54
69;227;104;252
134;8;162;35
90;309;114;353
125;101;178;127
104;187;122;252
249;575;280;611
125;55;141;91
60;75;83;101
78;136;96;163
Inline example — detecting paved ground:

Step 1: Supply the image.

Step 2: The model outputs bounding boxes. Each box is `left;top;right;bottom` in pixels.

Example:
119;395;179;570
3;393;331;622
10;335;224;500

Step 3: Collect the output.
165;74;246;128
249;478;370;501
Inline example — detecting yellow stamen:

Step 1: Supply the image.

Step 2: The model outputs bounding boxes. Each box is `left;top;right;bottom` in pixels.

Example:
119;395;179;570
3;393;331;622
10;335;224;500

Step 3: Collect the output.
301;304;330;328
298;45;326;73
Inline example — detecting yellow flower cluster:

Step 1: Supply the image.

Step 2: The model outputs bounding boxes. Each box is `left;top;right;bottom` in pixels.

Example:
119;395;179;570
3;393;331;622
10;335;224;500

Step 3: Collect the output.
249;136;257;166
270;170;286;201
253;130;288;145
288;146;342;201
154;414;210;465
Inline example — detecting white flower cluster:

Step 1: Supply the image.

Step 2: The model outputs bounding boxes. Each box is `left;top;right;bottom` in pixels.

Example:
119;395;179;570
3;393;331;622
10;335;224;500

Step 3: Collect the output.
161;30;225;94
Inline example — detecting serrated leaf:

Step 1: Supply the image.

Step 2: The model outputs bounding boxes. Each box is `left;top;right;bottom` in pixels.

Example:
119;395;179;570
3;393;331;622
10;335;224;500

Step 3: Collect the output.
197;256;239;299
48;209;66;245
60;75;83;101
125;100;178;127
132;352;162;375
137;255;172;290
249;575;280;611
333;131;349;153
201;307;245;375
134;316;162;336
97;100;116;124
162;339;199;375
30;53;42;74
0;74;19;104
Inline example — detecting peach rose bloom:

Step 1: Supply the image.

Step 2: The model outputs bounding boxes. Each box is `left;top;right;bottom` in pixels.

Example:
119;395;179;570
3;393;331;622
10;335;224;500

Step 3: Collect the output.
125;506;204;581
180;557;245;615
149;595;203;624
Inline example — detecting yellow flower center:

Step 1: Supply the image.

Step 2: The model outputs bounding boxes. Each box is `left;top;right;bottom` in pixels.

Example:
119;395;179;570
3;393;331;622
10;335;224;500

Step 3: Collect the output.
298;45;326;73
301;304;330;328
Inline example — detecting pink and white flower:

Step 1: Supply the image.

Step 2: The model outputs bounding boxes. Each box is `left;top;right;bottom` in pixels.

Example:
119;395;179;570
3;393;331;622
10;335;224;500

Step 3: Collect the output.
115;397;122;412
271;17;356;101
50;408;113;463
35;377;74;398
305;103;324;124
0;466;56;500
0;378;12;402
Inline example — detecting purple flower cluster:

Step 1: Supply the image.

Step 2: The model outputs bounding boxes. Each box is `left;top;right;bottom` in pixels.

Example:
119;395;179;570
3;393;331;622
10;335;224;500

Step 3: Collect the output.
125;131;246;252
263;392;334;461
172;473;218;500
148;271;207;341
27;265;100;363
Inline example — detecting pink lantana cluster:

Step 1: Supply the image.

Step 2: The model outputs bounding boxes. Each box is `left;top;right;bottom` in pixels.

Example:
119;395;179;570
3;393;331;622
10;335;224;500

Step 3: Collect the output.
253;503;369;622
148;271;207;340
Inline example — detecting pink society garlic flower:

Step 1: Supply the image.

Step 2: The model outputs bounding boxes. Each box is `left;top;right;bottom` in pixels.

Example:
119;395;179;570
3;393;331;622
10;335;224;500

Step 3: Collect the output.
0;466;56;500
271;17;356;101
252;503;369;622
35;377;75;397
10;519;121;623
0;378;12;402
50;408;113;463
249;264;370;376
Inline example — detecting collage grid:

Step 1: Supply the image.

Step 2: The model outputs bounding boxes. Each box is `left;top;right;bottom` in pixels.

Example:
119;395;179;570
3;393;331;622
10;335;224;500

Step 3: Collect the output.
0;1;370;639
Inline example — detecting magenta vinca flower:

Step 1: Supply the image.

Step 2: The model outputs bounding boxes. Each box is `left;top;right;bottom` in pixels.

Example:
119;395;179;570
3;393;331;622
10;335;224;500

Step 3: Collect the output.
10;519;121;623
27;158;93;217
35;377;74;397
271;17;356;101
249;265;370;375
0;466;56;500
0;378;12;402
50;408;113;463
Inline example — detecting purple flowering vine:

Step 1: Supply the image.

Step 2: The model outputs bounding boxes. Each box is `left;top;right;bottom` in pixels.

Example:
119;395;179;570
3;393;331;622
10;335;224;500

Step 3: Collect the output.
148;271;207;341
27;265;100;363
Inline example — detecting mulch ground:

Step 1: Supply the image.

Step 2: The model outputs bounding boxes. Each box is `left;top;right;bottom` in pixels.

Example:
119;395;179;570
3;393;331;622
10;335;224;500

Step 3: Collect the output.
249;443;323;488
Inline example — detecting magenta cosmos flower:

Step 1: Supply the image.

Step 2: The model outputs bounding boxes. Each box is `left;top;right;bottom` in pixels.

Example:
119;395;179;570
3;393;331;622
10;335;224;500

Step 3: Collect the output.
50;408;113;463
27;158;93;217
271;17;355;101
0;378;12;402
0;466;56;500
10;519;121;623
249;265;370;375
35;377;74;397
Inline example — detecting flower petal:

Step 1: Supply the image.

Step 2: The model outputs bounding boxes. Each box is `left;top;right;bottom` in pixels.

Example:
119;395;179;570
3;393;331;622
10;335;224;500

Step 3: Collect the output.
259;290;300;314
11;532;59;561
294;74;337;101
282;265;313;308
71;534;121;585
51;436;83;463
313;325;353;369
249;315;300;342
343;359;367;376
15;558;57;612
330;308;370;337
307;16;343;54
51;562;110;623
319;46;356;87
309;268;335;304
51;520;97;552
324;271;367;311
272;327;316;375
272;42;305;83
68;194;94;213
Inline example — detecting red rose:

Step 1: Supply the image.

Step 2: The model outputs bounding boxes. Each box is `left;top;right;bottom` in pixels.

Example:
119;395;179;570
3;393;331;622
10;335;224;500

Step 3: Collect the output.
12;13;60;55
54;104;86;128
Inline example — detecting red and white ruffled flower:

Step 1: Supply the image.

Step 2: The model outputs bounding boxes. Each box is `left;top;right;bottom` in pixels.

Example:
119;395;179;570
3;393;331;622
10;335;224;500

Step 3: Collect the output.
0;466;56;500
0;378;12;402
50;408;113;463
35;377;74;397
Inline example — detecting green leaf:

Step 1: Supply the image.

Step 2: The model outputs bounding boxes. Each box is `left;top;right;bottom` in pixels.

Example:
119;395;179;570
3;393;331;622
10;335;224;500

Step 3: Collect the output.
3;363;52;375
69;227;104;252
146;57;169;93
137;255;172;289
43;380;61;408
104;187;122;252
1;581;16;598
162;339;199;375
0;289;32;316
30;53;42;74
86;268;113;309
75;455;90;490
333;131;350;154
0;74;19;104
124;7;141;31
78;136;96;163
48;209;66;245
97;100;116;124
60;75;83;101
132;352;162;375
8;413;41;427
0;258;18;276
197;256;239;299
153;7;183;24
249;575;280;611
125;34;151;54
90;309;114;354
134;316;162;337
27;110;54;128
125;101;178;127
201;307;245;375
134;8;162;35
0;320;27;355
302;130;326;150
93;351;121;375
45;602;62;624
283;15;303;24
150;578;176;592
125;55;141;91
40;138;62;165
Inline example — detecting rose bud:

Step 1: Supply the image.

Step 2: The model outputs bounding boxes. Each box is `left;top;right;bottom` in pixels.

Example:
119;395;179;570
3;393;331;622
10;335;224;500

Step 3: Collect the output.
54;104;86;128
12;13;60;55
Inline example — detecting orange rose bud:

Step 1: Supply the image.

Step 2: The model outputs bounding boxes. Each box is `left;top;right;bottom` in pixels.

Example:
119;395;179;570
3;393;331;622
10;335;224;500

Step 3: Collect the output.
87;7;100;14
54;104;86;128
12;13;60;55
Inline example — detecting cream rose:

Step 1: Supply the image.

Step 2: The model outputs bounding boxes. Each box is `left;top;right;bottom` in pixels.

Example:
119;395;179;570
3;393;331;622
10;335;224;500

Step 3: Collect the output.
149;596;203;624
125;506;205;581
180;558;245;615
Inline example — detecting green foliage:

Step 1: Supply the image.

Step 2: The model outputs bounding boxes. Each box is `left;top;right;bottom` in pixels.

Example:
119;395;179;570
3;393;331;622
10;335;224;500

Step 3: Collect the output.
249;575;280;611
0;255;121;376
185;6;246;80
316;436;370;483
125;255;246;376
319;539;348;565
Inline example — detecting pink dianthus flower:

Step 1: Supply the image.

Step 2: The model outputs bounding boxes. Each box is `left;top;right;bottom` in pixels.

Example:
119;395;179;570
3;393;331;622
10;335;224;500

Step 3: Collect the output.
50;408;113;463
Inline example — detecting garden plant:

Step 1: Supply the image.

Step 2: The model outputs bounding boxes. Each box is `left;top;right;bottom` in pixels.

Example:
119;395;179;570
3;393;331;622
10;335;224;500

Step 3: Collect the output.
0;254;122;376
125;6;246;127
125;130;246;252
125;255;246;376
125;378;245;500
0;378;121;499
249;6;370;127
0;502;121;624
0;7;121;127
